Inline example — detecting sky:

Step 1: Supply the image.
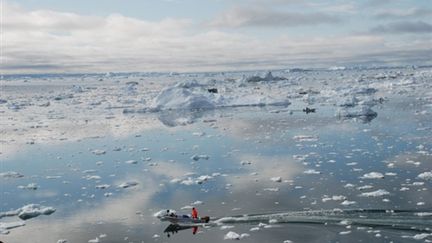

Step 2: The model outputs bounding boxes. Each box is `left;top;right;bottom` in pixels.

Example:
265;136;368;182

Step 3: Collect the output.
1;0;432;74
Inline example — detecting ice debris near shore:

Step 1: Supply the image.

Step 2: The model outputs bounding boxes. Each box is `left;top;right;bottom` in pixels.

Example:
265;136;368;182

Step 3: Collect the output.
0;204;56;220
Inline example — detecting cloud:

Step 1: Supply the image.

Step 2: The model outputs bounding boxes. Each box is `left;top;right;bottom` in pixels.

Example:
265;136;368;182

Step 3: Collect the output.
374;8;432;19
209;7;340;28
2;2;431;74
371;21;432;34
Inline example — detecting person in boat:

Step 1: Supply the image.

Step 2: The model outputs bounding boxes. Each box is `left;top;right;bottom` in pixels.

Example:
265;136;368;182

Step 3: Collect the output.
192;207;198;219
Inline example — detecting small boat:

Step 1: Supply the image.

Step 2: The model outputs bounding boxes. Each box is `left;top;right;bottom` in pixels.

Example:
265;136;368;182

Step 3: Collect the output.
160;215;210;225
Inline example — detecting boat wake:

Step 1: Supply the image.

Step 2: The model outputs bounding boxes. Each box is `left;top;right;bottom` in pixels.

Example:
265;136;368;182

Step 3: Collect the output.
212;209;432;232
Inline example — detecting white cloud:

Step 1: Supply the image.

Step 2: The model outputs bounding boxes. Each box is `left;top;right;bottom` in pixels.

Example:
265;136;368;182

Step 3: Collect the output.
374;8;432;19
208;7;340;28
1;2;431;74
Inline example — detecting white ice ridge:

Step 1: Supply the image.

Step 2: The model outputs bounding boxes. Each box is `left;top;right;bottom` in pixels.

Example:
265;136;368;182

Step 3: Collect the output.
0;204;56;220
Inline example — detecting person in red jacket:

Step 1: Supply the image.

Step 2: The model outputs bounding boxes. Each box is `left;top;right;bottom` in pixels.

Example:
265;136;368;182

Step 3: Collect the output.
191;207;198;219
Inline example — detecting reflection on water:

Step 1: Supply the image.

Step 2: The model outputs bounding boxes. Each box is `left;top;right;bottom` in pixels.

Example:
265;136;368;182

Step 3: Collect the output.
1;100;432;243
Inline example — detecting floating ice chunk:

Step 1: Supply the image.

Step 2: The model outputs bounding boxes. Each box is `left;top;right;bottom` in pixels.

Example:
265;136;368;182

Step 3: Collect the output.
88;237;99;243
329;66;346;71
417;171;432;180
125;160;138;164
361;172;384;179
91;150;106;155
416;212;432;217
240;160;252;165
180;177;195;186
413;233;431;240
359;189;390;197
84;175;101;180
170;178;181;183
83;170;98;174
357;185;373;190
192;131;206;136
196;175;213;184
341;200;357;206
344;183;355;188
118;181;138;188
11;204;56;220
250;227;260;231
192;200;203;205
293;135;319;142
269;219;278;224
270;177;282;183
303;169;321;175
18;183;38;190
224;231;242;240
95;184;110;189
191;154;210;161
322;195;346;202
57;239;68;243
263;188;279;192
0;171;24;178
339;230;351;235
0;221;26;234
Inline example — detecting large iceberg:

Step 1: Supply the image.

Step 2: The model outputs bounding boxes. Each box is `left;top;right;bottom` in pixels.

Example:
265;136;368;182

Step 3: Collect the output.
126;79;290;112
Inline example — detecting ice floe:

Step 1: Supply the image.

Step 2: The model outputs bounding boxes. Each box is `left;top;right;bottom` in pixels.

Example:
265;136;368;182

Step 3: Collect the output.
417;171;432;180
117;181;138;188
359;189;390;197
224;231;249;240
361;172;384;179
0;204;56;220
0;171;24;178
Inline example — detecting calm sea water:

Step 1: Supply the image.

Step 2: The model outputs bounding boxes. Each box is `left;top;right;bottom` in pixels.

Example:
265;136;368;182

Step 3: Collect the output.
1;93;431;242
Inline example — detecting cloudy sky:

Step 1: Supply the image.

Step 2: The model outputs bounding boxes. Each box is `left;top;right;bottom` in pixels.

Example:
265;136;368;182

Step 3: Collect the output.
2;0;432;74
